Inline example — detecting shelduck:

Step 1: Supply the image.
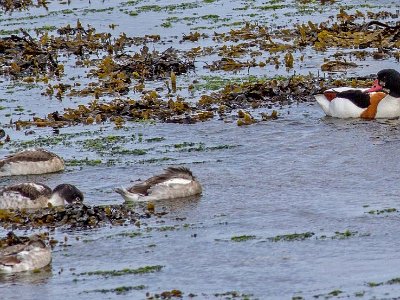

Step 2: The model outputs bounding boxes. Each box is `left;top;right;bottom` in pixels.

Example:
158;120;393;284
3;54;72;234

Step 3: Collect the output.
0;182;84;209
115;167;202;202
0;235;51;273
315;69;400;119
0;149;65;177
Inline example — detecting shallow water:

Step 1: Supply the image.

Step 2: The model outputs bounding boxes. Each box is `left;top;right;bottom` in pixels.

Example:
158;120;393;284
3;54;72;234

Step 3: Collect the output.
2;104;400;299
2;0;400;299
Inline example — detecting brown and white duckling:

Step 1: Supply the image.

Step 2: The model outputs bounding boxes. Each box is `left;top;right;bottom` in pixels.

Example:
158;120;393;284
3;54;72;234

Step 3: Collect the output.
0;149;65;177
0;182;84;209
115;167;202;202
0;235;51;273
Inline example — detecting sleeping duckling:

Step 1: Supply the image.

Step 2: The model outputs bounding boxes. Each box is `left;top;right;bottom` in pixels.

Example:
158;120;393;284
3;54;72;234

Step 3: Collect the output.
0;235;51;273
115;167;202;202
0;149;64;177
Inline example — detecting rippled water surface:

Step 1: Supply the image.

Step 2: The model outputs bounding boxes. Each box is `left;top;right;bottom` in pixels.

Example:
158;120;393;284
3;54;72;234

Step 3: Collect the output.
2;104;400;299
1;0;400;299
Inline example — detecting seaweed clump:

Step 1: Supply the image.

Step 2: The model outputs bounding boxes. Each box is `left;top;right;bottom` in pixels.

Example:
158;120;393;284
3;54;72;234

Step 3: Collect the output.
0;0;47;12
0;32;60;78
0;202;165;230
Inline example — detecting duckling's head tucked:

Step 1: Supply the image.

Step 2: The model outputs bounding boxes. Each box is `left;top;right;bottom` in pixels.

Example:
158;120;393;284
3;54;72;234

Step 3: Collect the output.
26;239;47;250
49;184;84;206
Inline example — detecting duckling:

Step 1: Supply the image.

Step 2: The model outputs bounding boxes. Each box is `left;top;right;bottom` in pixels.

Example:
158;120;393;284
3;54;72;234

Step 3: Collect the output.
0;149;65;177
115;167;202;202
0;235;51;273
0;182;84;209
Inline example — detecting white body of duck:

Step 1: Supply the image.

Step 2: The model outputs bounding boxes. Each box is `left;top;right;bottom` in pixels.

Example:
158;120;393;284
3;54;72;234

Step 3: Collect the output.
0;149;65;177
0;237;51;273
0;182;84;209
115;167;202;202
315;69;400;119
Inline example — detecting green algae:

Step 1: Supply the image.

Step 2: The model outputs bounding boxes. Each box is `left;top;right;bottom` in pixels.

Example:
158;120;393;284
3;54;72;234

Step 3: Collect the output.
78;265;164;277
367;281;383;287
256;4;286;10
145;137;166;143
65;158;104;166
157;225;179;232
112;147;147;155
387;278;400;285
268;232;314;242
367;208;397;215
332;230;357;239
313;289;343;299
139;157;175;164
84;285;146;294
115;232;142;238
170;142;237;153
231;235;256;242
214;291;255;299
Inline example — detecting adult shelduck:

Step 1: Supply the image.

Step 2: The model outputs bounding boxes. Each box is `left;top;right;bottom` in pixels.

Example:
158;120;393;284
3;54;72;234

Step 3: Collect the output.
0;182;84;209
0;149;65;177
115;167;202;202
315;69;400;119
0;235;51;273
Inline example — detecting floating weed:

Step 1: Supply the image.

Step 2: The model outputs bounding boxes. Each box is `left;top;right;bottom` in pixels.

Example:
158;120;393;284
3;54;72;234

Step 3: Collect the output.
268;232;314;242
78;265;164;277
146;223;196;233
193;75;261;91
367;281;383;287
231;235;256;242
0;0;48;11
137;5;162;12
0;28;20;35
328;290;343;296
201;14;220;21
157;225;179;232
387;277;400;285
366;277;400;288
112;148;147;156
169;142;237;152
257;4;286;10
173;142;196;149
354;291;365;297
313;289;343;299
83;285;146;294
125;2;200;15
139;157;175;164
161;21;172;28
367;208;397;215
8;135;72;149
81;136;126;152
332;230;357;239
65;158;102;166
111;232;142;238
145;137;166;143
147;290;183;299
214;291;254;299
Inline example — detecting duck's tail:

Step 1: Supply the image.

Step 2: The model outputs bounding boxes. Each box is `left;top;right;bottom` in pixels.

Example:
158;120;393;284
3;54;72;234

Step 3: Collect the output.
115;187;140;202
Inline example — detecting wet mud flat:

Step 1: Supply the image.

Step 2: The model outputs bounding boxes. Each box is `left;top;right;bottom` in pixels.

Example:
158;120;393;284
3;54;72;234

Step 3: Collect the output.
1;0;400;299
